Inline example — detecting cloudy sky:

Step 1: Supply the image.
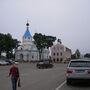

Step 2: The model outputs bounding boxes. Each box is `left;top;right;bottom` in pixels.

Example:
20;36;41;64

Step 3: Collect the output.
0;0;90;54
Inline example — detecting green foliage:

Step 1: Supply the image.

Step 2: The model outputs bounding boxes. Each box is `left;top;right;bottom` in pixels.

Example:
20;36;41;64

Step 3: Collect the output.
33;33;56;60
71;49;81;59
75;49;81;59
84;53;90;58
71;54;76;59
0;33;19;58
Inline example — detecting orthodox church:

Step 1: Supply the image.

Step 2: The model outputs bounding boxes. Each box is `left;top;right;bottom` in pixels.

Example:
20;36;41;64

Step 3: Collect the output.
15;22;49;62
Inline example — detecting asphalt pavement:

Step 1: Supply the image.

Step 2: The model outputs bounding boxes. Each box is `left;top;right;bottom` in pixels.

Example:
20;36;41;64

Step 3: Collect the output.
0;63;90;90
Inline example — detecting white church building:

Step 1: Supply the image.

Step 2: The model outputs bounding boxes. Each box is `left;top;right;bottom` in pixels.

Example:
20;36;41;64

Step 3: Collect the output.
15;22;49;62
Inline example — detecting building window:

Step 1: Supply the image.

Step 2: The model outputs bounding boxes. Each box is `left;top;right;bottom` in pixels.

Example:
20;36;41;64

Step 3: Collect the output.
53;53;55;56
57;58;59;62
61;52;62;56
57;53;59;56
53;59;55;62
60;58;63;62
32;55;34;59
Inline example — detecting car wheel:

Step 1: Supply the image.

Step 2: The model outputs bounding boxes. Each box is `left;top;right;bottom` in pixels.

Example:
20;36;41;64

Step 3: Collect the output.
66;79;71;85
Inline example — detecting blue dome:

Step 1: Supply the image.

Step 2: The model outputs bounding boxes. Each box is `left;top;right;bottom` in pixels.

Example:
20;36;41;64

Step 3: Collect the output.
23;29;32;38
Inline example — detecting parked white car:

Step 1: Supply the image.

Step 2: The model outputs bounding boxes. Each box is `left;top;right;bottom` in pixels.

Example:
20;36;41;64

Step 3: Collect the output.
66;59;90;85
0;60;8;65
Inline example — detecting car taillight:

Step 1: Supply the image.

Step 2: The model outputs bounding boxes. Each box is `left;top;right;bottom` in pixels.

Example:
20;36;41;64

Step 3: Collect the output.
87;70;90;74
67;69;73;74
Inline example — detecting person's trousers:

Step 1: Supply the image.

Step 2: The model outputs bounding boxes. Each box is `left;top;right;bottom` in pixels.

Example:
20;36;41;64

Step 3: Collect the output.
11;76;18;90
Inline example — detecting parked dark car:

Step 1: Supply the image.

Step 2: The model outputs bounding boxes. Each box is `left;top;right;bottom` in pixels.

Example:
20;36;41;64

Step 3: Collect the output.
5;60;13;65
36;60;53;69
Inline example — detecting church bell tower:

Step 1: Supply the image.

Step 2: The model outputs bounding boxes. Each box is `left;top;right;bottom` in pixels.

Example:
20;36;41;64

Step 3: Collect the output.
22;21;33;50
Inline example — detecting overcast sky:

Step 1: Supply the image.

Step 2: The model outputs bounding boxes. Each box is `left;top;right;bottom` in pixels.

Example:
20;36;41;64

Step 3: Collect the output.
0;0;90;54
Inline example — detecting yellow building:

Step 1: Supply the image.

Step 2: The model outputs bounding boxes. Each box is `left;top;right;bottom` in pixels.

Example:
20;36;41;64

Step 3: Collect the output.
51;40;72;63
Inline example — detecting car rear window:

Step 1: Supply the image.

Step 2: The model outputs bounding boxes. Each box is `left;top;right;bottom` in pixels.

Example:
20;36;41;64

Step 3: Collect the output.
69;61;90;67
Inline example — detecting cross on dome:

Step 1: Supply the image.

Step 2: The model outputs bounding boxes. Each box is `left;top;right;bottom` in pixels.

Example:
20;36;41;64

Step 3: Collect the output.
23;21;32;39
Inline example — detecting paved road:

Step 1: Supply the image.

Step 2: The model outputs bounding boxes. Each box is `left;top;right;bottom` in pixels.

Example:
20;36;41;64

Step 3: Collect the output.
58;81;90;90
0;63;90;90
20;63;66;90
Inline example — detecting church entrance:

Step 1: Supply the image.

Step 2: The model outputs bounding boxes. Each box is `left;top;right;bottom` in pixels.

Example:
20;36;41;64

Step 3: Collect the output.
27;54;29;61
20;54;23;61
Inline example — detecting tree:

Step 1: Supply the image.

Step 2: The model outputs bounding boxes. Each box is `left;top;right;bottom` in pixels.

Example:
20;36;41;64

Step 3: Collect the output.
33;33;56;60
0;33;19;59
0;33;5;58
5;34;20;58
75;49;81;59
71;54;76;59
84;53;90;58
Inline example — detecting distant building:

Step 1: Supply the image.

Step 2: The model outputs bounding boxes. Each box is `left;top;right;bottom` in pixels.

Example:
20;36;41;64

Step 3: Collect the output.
15;22;49;62
51;40;72;63
64;47;72;62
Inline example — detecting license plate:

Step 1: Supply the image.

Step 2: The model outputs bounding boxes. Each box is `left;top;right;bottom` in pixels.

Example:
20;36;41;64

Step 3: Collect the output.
75;70;85;73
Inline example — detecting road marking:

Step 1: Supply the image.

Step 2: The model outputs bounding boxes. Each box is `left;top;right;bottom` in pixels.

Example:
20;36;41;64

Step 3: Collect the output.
56;80;66;90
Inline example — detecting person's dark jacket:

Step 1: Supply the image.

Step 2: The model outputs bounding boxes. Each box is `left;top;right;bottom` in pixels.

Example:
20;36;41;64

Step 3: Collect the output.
9;66;19;78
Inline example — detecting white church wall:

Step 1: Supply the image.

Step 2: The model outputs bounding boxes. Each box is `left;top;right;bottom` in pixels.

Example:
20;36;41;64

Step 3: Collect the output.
15;22;49;62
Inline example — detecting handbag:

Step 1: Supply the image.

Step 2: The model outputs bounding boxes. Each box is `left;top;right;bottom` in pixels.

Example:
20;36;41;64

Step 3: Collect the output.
18;78;21;87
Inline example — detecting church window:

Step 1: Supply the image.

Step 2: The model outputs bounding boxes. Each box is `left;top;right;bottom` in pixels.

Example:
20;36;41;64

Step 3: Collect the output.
32;55;34;59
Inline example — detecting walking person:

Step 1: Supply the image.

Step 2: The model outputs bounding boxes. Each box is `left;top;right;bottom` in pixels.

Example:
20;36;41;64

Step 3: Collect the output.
9;63;20;90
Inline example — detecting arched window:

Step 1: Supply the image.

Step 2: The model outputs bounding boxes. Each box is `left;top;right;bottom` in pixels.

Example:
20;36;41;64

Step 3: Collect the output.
57;58;59;62
53;53;55;56
60;58;63;62
32;55;34;59
53;59;55;62
61;52;62;56
57;53;59;56
28;37;30;39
